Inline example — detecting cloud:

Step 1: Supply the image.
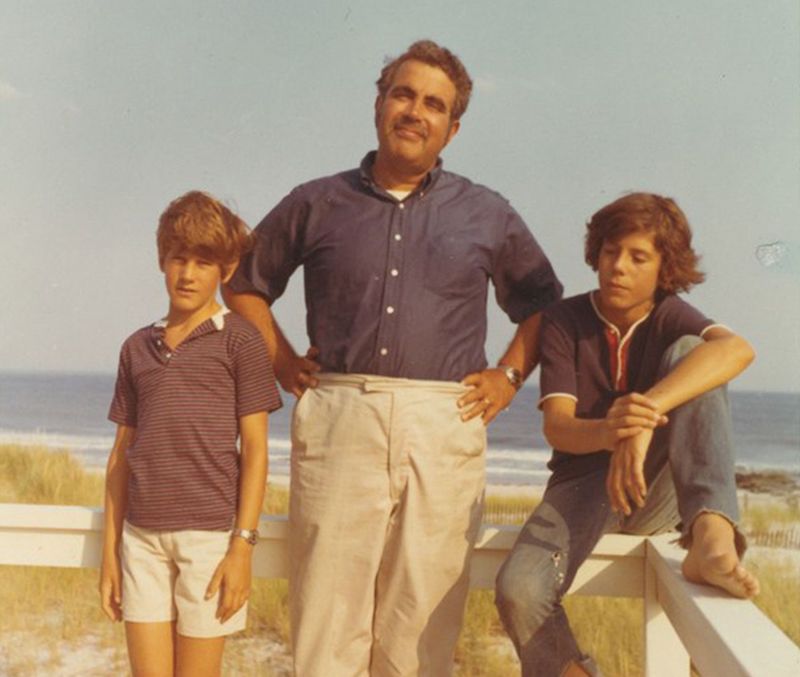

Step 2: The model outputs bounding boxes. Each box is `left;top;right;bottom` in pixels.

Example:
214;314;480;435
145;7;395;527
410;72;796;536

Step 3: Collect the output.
0;79;27;101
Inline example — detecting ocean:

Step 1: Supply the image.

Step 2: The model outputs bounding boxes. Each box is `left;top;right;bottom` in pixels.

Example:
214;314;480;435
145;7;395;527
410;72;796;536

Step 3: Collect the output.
0;371;798;488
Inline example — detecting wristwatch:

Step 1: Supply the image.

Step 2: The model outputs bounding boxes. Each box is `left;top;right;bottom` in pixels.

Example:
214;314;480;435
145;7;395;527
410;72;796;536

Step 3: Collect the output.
232;528;259;546
499;365;523;390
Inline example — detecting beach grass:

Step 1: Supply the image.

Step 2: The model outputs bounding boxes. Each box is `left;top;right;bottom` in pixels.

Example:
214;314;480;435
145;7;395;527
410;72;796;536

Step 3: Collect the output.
1;444;798;675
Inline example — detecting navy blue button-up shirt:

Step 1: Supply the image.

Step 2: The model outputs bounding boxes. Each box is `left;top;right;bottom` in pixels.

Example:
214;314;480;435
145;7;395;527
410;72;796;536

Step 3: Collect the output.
230;152;563;381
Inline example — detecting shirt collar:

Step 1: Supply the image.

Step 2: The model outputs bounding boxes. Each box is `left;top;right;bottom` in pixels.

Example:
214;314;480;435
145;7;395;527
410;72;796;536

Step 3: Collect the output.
152;308;229;332
359;151;443;197
589;291;653;343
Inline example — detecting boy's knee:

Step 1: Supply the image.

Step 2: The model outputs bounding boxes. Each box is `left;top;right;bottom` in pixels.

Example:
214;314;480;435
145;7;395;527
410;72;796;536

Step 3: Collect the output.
495;550;563;635
660;335;703;373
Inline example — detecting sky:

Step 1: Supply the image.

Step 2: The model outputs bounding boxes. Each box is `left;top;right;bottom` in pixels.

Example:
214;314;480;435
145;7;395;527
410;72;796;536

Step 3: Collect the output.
1;0;798;392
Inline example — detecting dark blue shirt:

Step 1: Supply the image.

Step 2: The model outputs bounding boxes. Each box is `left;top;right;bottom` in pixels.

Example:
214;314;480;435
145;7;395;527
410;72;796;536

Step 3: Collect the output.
230;152;562;381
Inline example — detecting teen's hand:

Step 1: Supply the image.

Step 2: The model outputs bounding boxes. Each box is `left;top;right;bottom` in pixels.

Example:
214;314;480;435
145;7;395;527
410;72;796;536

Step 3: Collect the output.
606;428;654;516
277;346;321;397
602;393;667;449
205;541;253;623
99;554;123;622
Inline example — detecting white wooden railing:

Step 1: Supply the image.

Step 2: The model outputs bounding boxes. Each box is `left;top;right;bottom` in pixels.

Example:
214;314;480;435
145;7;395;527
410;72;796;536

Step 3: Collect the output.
1;504;798;676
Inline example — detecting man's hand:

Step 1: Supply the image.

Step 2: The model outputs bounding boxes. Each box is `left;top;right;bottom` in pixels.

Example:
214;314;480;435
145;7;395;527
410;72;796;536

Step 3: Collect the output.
99;554;123;622
606;427;654;516
602;392;666;449
205;541;253;623
459;368;519;425
276;346;321;397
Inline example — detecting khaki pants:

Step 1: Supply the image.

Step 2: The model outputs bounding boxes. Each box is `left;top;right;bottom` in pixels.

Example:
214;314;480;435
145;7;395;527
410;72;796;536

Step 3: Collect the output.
288;374;487;676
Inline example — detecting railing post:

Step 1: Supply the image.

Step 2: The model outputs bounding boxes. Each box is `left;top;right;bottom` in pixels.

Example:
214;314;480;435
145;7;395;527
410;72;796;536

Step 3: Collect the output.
644;542;689;676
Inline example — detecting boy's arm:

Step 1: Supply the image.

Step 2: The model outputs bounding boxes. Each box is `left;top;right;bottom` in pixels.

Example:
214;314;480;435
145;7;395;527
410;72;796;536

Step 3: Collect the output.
542;394;663;454
205;411;268;623
643;326;754;413
99;424;135;622
606;327;754;514
222;288;319;397
460;312;542;425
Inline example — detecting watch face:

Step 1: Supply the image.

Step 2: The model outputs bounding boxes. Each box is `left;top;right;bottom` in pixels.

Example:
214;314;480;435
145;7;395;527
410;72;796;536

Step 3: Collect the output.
504;366;522;387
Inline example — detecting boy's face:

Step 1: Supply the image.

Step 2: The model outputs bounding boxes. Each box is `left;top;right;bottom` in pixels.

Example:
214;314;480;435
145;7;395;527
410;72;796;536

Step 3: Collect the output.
161;247;233;320
596;229;662;328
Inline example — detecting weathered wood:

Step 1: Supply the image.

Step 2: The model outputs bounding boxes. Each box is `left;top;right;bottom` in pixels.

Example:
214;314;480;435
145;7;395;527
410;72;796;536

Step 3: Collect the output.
644;552;689;676
0;505;643;596
646;535;800;677
3;503;799;676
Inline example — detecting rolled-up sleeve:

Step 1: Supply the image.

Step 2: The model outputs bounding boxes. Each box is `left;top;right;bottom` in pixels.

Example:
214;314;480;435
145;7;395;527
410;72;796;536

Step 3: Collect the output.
492;207;563;323
228;189;308;304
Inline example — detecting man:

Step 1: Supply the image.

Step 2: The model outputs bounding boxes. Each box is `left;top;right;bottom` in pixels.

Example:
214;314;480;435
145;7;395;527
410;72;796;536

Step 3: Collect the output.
225;40;562;676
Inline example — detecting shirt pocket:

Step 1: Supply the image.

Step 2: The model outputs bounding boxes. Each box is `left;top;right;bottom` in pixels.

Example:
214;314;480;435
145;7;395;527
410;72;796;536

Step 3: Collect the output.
422;233;488;298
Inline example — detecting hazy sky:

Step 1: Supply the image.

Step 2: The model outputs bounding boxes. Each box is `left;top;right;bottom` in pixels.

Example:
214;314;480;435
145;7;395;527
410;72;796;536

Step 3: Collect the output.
1;1;798;392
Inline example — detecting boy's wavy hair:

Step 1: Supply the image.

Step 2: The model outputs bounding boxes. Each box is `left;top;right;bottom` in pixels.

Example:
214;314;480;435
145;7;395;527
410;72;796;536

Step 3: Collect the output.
376;39;473;121
584;192;705;294
157;191;252;270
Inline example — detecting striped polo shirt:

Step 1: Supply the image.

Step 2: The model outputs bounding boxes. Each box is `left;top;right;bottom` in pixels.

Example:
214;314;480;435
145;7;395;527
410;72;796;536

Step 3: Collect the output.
109;309;281;531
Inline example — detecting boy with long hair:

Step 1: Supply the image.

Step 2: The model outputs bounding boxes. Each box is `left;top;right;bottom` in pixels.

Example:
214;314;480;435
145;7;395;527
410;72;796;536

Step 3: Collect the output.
495;193;758;676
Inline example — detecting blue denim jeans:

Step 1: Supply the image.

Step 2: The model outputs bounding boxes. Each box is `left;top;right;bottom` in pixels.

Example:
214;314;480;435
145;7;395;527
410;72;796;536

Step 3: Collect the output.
494;337;745;676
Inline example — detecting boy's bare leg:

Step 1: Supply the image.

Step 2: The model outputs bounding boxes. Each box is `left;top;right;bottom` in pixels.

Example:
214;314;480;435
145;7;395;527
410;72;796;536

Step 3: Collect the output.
681;512;760;598
126;621;176;677
175;635;226;677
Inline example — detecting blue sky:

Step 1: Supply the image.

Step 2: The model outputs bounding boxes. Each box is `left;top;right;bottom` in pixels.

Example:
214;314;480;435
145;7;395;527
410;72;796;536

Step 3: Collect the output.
1;1;798;392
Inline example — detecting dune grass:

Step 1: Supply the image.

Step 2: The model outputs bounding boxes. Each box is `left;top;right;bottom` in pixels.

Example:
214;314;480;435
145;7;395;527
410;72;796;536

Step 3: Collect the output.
1;444;798;675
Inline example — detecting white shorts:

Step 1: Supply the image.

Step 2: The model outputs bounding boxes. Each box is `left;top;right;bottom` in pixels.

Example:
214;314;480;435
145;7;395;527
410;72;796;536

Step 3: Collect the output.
121;521;247;638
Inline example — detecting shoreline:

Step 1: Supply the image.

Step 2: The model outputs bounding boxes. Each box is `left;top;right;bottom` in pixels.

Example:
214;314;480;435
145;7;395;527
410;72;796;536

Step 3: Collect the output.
13;443;800;502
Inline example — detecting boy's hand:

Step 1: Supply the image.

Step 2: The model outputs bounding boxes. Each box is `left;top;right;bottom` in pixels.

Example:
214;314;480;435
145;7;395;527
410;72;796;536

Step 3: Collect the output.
205;541;253;623
277;346;321;397
603;392;667;448
606;428;654;516
459;368;519;425
99;555;123;622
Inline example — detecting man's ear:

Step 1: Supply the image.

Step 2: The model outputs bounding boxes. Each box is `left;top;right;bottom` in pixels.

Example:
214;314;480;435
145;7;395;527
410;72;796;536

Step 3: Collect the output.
444;118;460;147
374;95;384;127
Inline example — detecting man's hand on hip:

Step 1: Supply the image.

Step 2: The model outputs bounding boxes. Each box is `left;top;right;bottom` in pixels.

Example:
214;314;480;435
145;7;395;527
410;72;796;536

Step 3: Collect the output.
277;346;321;397
459;368;519;425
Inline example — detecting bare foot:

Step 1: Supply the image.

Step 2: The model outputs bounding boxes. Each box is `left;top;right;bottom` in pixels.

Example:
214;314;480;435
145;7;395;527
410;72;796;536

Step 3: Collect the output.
681;513;759;599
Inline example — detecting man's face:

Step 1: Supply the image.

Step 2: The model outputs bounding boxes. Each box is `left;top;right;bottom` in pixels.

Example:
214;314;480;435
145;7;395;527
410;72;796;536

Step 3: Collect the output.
596;230;662;327
374;59;460;175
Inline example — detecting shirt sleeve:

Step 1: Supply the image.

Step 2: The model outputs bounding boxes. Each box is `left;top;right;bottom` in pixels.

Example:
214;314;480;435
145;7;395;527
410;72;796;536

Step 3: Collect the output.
654;295;715;345
538;308;579;406
227;187;307;304
233;328;283;417
108;341;137;426
492;206;563;323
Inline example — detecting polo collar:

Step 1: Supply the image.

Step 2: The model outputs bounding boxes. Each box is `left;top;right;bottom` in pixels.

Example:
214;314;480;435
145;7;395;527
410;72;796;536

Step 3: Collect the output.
589;291;653;343
153;308;229;332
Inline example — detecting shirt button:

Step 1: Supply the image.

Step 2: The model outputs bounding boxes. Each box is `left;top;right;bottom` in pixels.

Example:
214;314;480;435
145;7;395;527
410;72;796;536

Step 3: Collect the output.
165;352;172;359
398;203;405;210
380;348;388;356
390;269;399;277
386;306;395;314
394;233;402;241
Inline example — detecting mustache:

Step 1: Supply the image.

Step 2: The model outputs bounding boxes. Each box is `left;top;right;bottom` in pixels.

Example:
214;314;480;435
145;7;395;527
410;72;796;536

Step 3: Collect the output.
394;117;427;138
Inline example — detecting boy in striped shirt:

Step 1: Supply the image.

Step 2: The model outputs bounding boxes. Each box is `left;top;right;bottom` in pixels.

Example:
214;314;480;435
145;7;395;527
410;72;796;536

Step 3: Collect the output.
99;191;281;677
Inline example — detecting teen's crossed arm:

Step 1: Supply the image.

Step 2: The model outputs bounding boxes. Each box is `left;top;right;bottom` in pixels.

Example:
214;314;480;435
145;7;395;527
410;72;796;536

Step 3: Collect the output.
605;326;754;514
